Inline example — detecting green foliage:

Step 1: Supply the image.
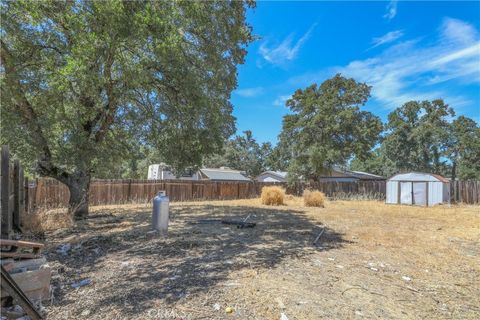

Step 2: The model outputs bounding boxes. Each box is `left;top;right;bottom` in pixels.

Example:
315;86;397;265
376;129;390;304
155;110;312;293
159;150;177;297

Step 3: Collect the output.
349;146;397;178
1;0;253;215
1;0;252;177
277;74;383;181
383;100;453;175
203;130;272;177
446;116;480;180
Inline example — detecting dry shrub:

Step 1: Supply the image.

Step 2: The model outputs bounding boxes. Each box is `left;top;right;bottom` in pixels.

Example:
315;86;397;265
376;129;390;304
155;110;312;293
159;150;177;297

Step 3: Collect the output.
303;190;325;207
23;208;73;233
261;186;285;205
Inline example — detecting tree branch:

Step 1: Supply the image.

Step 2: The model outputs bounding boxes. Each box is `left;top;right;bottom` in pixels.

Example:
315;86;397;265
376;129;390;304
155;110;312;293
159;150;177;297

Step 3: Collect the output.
1;39;71;182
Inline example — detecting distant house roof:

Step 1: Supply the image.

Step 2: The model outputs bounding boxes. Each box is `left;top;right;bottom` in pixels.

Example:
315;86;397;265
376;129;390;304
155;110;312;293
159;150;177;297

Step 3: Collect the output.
260;171;288;179
199;168;251;181
348;170;384;180
318;168;385;181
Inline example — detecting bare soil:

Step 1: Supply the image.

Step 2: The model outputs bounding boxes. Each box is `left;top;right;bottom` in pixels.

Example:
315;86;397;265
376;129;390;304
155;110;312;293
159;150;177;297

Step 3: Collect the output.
39;199;479;319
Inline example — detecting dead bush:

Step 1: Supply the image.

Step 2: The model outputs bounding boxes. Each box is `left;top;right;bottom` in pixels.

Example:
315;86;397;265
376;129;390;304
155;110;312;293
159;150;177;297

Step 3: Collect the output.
261;186;285;205
23;208;73;233
303;190;325;207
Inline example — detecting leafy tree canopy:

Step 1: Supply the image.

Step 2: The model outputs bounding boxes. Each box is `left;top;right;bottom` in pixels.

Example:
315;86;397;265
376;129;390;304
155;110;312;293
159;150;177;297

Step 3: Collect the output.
349;145;397;178
446;116;480;180
203;130;272;177
383;99;453;175
1;0;253;216
277;74;383;181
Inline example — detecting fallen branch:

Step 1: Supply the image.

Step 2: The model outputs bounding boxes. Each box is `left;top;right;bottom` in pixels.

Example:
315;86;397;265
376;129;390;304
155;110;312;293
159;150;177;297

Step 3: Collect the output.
313;227;325;245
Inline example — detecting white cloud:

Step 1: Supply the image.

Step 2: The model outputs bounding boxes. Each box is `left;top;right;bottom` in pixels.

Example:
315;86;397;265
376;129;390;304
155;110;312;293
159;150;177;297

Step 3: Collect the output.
290;18;479;109
441;17;478;44
371;30;404;48
259;23;317;66
273;95;291;107
234;87;264;98
383;1;398;20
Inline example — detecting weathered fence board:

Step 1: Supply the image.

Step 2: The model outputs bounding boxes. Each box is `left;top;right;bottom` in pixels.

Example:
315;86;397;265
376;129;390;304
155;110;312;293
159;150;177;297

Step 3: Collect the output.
1;146;29;239
450;180;480;204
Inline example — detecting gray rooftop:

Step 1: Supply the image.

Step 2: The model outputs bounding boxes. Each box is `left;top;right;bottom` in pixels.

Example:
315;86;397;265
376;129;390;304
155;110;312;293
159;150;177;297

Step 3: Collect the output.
200;168;251;181
261;171;288;179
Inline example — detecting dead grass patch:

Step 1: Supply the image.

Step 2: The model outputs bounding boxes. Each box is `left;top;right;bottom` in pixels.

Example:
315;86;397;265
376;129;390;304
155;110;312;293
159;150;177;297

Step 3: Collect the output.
23;208;73;233
261;186;285;205
303;190;325;207
42;199;479;320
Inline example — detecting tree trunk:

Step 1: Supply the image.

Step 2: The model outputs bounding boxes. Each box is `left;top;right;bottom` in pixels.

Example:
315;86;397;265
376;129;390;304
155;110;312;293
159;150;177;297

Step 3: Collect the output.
65;173;91;219
451;159;457;182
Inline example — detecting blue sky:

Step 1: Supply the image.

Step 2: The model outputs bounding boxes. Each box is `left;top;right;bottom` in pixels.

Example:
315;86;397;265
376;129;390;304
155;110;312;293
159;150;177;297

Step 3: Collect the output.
231;1;480;144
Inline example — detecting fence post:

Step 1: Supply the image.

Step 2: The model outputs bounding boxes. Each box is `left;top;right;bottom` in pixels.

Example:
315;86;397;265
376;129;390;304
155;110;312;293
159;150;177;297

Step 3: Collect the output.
13;159;21;230
127;179;132;203
1;145;12;239
24;177;29;215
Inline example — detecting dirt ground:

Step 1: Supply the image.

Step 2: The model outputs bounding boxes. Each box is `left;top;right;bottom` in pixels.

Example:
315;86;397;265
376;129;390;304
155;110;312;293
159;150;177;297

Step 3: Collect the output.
38;198;479;320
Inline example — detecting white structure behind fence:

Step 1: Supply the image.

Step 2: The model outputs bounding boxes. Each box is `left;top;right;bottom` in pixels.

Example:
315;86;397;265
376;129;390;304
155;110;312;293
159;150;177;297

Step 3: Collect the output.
386;172;450;206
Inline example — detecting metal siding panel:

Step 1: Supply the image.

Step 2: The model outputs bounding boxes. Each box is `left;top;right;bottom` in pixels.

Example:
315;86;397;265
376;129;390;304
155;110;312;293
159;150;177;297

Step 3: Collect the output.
413;182;427;205
429;182;442;206
386;181;398;203
400;182;412;204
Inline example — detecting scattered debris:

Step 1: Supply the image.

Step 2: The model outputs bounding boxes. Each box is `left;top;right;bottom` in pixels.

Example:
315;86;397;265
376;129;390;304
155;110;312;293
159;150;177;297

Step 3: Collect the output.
81;309;91;316
196;217;256;228
213;303;221;311
313;227;325;245
225;306;234;314
1;265;44;319
402;276;411;282
280;312;289;320
56;244;71;256
221;220;256;229
71;279;91;289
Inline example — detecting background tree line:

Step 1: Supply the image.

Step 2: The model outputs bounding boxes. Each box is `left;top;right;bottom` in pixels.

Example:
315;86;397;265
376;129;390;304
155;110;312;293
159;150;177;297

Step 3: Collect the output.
206;74;479;182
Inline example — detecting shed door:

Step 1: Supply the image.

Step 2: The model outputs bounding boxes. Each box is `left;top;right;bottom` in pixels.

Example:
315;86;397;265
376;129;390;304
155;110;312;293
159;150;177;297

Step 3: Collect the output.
400;182;412;204
413;182;427;205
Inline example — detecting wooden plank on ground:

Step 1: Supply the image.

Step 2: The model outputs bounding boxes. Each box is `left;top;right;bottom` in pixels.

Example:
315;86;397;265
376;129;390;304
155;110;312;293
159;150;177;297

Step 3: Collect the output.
0;239;45;249
1;267;51;301
0;265;44;319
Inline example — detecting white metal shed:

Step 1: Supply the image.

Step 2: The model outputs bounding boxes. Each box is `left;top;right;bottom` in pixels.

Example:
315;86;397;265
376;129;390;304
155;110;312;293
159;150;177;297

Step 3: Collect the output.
386;172;450;206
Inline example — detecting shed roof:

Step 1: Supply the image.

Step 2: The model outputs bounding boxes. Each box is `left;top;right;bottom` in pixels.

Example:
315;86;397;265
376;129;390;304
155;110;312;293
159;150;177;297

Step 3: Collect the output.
200;168;251;181
388;172;449;183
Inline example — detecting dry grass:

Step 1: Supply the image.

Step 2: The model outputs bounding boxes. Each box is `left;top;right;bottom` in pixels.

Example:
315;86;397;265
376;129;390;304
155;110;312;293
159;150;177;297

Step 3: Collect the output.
303;190;326;207
23;208;73;233
42;198;479;320
261;186;285;205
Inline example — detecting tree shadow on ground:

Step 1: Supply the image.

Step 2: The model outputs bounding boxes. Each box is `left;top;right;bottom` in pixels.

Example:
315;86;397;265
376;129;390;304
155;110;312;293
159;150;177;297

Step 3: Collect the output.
44;204;350;317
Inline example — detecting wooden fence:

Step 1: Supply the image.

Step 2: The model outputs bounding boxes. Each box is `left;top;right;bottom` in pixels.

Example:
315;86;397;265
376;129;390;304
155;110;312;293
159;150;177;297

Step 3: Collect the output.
28;179;264;208
1;146;29;239
450;180;480;204
28;179;389;209
27;178;480;210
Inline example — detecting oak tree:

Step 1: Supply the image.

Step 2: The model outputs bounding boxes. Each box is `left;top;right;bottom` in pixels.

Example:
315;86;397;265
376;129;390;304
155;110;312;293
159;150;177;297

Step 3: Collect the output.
277;74;383;181
1;0;253;217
